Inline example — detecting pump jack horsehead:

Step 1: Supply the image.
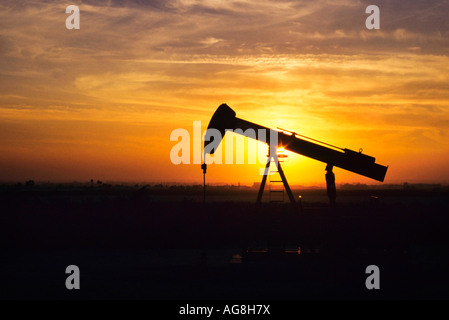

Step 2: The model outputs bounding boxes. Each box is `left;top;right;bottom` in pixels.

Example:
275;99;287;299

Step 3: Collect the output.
202;104;388;208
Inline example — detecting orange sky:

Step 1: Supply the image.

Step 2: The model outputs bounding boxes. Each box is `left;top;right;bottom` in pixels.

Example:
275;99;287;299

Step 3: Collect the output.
1;0;449;186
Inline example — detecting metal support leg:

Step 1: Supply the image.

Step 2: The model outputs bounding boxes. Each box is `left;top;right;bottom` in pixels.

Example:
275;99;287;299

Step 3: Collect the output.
276;160;296;205
257;155;297;207
256;156;271;204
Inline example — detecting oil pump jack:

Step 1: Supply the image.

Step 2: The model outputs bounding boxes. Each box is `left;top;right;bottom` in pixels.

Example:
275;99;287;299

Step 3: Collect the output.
201;104;388;207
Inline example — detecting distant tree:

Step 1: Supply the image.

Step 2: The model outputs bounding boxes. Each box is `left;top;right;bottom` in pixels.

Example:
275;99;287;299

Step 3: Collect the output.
403;182;415;190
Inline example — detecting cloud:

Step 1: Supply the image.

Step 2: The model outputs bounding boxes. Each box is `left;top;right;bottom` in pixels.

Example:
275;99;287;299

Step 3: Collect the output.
0;0;448;183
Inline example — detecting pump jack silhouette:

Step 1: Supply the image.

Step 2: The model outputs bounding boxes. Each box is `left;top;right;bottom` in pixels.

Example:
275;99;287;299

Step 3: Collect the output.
202;104;388;207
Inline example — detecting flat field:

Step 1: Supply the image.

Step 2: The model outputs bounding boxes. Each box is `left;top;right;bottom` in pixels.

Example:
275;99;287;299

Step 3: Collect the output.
1;184;448;299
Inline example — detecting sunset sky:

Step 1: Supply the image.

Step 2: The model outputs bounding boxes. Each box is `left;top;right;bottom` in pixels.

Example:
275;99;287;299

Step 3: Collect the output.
1;0;449;186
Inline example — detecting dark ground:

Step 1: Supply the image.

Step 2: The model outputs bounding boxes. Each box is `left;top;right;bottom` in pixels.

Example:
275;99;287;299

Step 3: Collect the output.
1;184;449;300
